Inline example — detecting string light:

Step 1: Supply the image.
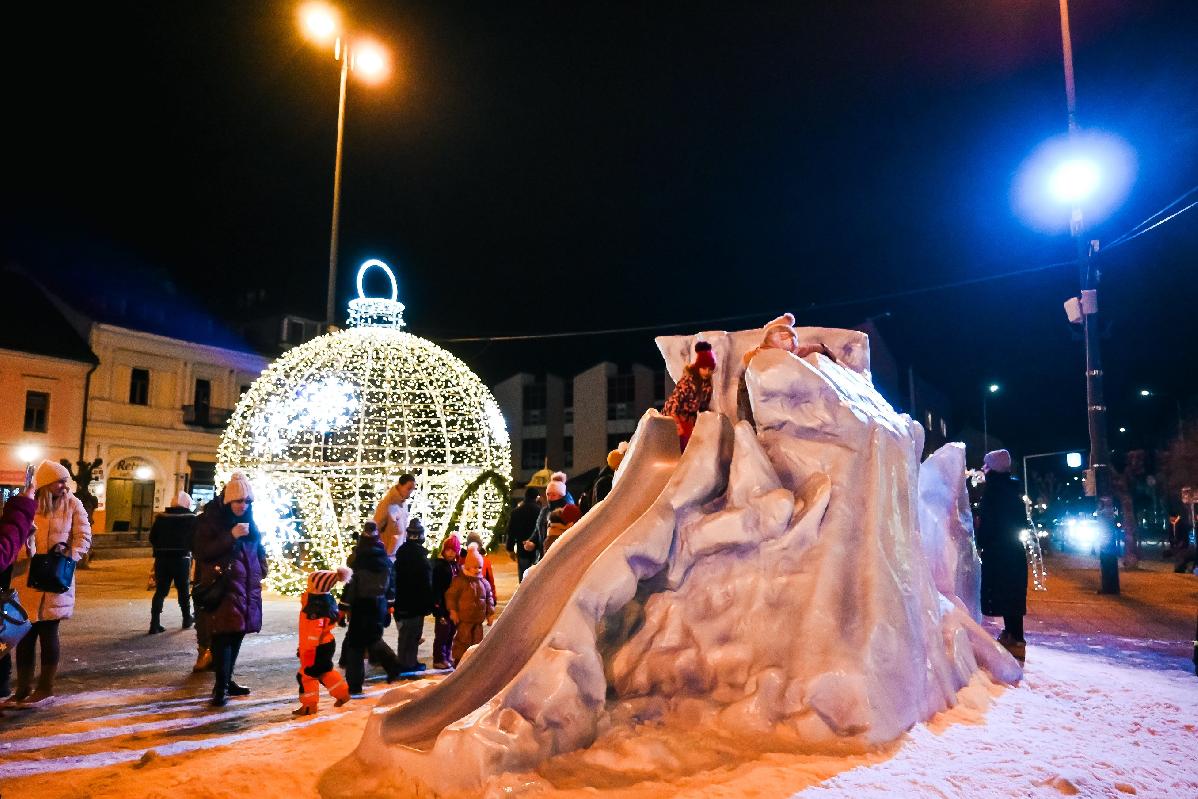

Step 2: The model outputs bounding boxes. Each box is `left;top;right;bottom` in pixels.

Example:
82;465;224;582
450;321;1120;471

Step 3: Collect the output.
218;259;512;594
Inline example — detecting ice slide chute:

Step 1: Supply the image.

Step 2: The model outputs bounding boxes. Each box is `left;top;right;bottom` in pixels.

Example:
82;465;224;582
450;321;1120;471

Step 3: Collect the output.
377;410;682;747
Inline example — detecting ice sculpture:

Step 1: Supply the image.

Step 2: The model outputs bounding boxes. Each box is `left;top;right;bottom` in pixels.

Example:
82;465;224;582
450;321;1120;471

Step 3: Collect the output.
323;323;1021;798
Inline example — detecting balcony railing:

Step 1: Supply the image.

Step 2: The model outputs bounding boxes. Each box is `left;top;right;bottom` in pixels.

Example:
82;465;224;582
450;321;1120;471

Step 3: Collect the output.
182;405;233;429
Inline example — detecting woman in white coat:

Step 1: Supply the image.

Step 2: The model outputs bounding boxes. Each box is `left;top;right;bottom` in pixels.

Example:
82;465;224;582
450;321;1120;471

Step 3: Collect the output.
14;460;92;704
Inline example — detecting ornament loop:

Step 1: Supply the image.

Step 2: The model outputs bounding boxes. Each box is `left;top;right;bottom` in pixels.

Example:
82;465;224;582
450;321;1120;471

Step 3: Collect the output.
356;258;399;302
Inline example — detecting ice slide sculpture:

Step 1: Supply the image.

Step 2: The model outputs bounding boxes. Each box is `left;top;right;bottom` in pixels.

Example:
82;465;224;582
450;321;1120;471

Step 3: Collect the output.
324;324;1020;797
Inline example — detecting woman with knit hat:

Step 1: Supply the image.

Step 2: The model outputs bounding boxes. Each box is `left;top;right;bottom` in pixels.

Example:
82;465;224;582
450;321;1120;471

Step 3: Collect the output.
662;341;716;451
193;472;268;707
13;460;92;705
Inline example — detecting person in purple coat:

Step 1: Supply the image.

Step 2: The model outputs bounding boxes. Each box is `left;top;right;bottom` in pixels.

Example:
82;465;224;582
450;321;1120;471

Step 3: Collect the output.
193;472;268;707
0;484;36;702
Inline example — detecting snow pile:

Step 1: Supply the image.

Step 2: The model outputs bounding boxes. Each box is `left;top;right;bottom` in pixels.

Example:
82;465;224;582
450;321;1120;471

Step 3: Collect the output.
917;442;983;622
325;327;1020;797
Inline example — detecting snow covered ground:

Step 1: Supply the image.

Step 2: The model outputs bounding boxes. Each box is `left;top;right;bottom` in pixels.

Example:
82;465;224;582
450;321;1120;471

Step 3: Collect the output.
2;554;1195;799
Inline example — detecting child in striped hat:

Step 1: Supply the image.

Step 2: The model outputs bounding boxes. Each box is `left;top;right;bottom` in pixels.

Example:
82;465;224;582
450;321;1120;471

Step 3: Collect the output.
293;566;352;716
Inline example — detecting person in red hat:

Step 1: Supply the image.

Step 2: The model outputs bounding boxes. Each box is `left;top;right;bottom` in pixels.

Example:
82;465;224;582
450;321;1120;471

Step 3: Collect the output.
662;341;716;451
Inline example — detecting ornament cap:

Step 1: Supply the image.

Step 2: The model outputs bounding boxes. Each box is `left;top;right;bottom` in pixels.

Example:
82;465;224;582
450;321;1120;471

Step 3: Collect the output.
348;258;406;328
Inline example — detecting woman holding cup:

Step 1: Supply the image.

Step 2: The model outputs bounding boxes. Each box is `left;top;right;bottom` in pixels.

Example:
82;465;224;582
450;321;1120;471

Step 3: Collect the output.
193;472;267;707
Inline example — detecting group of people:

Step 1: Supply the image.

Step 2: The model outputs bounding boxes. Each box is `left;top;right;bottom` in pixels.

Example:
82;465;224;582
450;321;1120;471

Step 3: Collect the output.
137;472;500;713
0;460;92;710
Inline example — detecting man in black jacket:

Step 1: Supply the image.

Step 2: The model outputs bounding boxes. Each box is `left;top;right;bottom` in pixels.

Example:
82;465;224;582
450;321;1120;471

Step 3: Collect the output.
392;518;433;673
505;487;542;583
148;491;197;634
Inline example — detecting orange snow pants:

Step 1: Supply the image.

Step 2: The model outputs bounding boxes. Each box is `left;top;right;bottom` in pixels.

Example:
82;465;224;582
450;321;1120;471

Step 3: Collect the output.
297;641;349;709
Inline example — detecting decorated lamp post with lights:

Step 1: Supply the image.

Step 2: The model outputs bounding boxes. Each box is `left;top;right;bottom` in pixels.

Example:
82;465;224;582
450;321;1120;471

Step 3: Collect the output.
218;259;512;594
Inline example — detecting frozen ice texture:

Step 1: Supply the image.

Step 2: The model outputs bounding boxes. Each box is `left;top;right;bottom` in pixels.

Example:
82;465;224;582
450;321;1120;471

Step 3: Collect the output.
324;324;1021;797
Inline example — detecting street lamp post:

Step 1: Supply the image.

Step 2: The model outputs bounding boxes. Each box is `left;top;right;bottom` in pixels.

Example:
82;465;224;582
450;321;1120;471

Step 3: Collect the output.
300;4;390;329
983;383;1000;453
1056;0;1119;594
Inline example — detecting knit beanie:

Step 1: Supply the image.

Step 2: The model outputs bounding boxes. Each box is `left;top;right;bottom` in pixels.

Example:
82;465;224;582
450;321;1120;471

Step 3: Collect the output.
462;545;484;571
441;533;462;558
222;472;254;503
466;531;484;549
307;566;352;594
546;475;567;501
174;490;193;509
983;449;1013;474
691;341;716;370
34;460;71;491
407;517;426;539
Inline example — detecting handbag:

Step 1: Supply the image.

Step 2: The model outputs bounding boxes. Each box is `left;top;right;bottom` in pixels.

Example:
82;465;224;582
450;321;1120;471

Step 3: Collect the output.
0;587;32;656
27;542;76;594
192;561;230;613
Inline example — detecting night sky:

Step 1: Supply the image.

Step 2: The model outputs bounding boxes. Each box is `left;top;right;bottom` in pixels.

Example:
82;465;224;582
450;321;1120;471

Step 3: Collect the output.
5;1;1198;460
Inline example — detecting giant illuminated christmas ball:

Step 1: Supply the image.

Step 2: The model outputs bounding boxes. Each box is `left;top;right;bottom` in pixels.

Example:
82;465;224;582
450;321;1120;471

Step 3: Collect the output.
218;259;512;593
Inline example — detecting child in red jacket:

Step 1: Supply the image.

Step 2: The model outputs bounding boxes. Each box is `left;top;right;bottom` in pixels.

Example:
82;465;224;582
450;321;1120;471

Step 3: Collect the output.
293;567;352;716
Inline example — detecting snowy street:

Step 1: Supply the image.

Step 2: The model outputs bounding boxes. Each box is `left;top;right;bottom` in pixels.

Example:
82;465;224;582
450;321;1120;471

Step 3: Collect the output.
1;551;1195;798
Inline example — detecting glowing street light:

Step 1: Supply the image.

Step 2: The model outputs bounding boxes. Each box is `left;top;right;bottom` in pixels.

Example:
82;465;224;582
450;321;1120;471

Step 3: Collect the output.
16;444;41;465
298;4;392;327
1047;158;1100;205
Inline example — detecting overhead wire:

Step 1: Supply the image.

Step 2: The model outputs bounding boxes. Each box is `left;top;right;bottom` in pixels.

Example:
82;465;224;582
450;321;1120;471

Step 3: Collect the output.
436;181;1198;344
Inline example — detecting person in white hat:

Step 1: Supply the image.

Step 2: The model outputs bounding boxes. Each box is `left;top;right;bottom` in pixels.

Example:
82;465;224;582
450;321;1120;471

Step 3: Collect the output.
147;490;197;635
977;449;1029;662
14;459;92;705
193;472;268;707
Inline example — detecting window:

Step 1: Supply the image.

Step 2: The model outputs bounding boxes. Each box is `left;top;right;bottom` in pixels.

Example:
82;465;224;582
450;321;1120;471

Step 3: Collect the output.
563;436;573;469
607;373;635;420
521;438;546;470
129;368;150;405
654;372;667;402
522;380;546;425
563;380;574;424
23;391;49;433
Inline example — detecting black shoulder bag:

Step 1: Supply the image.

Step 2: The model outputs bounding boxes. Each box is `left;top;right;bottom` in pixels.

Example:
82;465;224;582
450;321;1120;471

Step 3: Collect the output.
28;542;76;594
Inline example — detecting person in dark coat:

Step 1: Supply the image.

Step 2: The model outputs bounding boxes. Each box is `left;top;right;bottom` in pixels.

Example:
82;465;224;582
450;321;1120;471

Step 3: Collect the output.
533;475;572;562
340;522;402;693
392;518;433;673
587;445;627;512
430;534;461;669
0;485;36;703
975;449;1029;661
193;473;268;707
148;491;197;634
505;487;542;583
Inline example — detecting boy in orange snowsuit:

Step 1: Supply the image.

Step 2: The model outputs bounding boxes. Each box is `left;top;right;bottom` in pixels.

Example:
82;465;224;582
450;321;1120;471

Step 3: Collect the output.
293;567;352;716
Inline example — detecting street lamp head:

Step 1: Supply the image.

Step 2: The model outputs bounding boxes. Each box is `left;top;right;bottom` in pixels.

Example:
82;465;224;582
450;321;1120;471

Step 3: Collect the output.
300;2;340;43
1066;452;1083;468
988;383;1000;394
15;444;41;464
1139;389;1152;397
1012;130;1136;231
1118;427;1127;433
1047;158;1100;204
352;40;389;82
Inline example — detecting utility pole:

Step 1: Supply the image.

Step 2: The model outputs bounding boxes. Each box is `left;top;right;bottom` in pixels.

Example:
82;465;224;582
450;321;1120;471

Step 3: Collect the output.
1059;0;1119;593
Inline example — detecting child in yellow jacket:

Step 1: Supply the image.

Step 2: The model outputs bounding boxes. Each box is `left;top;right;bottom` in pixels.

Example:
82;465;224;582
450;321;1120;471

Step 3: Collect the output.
293;567;352;716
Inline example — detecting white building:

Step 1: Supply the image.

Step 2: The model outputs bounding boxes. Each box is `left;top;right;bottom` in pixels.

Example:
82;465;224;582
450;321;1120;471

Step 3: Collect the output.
492;363;669;485
84;324;267;532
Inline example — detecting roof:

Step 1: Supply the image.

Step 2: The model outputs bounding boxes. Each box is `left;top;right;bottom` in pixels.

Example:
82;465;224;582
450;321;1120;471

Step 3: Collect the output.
0;271;98;364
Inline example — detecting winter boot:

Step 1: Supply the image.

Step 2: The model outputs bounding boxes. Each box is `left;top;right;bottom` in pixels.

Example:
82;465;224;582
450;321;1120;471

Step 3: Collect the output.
193;648;213;672
226;680;251;697
210;687;227;707
292;704;316;716
148;611;165;635
181;600;193;630
11;663;33;703
25;664;57;706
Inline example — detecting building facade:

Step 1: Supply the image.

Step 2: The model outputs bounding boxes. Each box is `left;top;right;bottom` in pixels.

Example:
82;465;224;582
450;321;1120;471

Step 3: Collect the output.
83;324;268;531
493;363;669;484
